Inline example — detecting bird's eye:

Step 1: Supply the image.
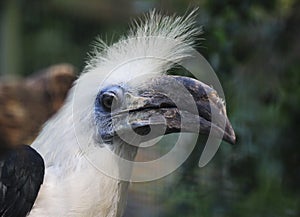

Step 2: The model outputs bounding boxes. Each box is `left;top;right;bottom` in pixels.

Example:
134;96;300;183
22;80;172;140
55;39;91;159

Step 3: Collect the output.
101;92;117;110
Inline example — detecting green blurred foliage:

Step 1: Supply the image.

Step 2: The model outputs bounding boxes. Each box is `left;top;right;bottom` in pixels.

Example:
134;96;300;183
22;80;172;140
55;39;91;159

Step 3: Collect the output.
1;0;300;216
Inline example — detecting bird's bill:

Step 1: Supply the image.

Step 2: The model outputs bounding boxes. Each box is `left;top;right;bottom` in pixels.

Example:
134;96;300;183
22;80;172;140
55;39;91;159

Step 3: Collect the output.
112;75;236;145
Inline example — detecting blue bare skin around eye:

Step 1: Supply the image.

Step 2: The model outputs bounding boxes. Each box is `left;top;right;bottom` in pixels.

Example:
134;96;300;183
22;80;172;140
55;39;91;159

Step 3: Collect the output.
94;85;124;113
94;85;124;143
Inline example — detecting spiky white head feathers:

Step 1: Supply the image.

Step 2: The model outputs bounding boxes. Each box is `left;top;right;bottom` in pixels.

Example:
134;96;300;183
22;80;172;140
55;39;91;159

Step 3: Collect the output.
83;9;200;86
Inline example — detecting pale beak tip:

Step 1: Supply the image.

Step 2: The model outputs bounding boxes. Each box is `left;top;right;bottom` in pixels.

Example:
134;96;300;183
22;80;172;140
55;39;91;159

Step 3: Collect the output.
224;121;236;145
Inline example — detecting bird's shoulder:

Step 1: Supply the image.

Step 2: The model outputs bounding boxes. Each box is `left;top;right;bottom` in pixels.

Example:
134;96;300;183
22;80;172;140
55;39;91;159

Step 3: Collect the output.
0;144;45;217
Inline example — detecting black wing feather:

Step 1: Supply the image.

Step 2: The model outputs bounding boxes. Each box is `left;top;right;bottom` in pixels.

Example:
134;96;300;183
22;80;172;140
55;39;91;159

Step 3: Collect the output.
0;145;44;217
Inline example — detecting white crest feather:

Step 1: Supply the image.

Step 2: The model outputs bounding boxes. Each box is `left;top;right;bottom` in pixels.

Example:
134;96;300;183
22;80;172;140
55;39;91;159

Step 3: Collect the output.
84;9;201;85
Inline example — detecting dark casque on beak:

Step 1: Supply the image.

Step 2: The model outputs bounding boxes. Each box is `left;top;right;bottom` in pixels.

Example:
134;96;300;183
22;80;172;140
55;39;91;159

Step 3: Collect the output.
111;75;236;145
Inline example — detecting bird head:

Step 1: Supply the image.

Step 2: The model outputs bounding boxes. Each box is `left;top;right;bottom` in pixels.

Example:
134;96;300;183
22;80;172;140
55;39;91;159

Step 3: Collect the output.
69;10;236;162
35;11;236;181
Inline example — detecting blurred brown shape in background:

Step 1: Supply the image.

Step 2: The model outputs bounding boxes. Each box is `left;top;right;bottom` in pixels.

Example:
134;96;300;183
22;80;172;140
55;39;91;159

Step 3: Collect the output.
0;64;76;148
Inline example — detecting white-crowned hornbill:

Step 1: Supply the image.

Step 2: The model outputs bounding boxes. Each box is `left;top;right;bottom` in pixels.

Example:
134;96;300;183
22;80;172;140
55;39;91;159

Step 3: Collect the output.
0;11;235;217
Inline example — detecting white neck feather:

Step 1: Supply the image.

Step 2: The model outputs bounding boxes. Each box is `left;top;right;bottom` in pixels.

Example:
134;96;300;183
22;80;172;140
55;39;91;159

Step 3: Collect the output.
30;90;133;217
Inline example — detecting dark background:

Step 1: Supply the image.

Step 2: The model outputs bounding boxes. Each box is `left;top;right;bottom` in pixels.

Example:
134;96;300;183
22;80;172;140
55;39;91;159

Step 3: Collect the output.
1;0;299;216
